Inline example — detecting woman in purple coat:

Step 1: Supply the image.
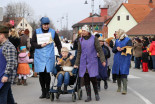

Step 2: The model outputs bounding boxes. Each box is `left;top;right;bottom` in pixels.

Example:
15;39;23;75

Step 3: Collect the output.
74;25;106;102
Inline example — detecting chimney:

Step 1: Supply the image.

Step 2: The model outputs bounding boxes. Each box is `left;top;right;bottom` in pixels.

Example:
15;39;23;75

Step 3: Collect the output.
100;6;108;17
149;0;153;3
149;0;154;8
90;13;92;17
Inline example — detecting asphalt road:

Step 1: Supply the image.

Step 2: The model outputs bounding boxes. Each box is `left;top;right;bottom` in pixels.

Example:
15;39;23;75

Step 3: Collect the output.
12;62;155;104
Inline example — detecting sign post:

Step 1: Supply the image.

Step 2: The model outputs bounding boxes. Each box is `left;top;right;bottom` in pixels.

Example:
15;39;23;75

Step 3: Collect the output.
0;7;3;21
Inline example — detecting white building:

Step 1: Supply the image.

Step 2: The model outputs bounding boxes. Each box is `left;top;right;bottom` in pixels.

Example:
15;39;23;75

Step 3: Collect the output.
0;17;33;38
16;18;33;38
107;3;151;38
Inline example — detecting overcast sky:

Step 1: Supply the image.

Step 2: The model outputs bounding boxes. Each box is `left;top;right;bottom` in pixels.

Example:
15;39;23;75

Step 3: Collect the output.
0;0;106;30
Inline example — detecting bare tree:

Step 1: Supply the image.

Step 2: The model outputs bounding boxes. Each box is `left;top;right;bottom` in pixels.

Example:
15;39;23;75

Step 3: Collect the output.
4;2;33;19
58;28;73;40
103;0;124;16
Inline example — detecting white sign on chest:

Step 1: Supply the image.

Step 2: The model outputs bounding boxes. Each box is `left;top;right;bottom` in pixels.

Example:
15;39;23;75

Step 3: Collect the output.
37;33;53;45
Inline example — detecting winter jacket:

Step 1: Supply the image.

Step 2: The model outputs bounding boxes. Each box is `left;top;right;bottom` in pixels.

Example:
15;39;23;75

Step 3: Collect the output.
8;36;20;51
142;50;149;63
149;41;155;55
19;34;29;48
18;53;33;63
133;42;143;57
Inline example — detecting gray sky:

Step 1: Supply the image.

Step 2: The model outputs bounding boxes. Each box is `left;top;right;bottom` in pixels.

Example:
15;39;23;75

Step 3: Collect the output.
0;0;105;30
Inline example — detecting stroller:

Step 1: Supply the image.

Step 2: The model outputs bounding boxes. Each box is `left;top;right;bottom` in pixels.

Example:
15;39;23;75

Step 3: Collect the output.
49;54;82;102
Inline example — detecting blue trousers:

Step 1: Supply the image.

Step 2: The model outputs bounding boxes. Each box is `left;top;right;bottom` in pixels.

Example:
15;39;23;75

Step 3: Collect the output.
0;82;15;104
135;57;141;69
57;72;70;87
152;55;155;70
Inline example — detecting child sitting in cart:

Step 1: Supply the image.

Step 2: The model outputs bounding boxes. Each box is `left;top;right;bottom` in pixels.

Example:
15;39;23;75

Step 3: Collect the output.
55;47;76;93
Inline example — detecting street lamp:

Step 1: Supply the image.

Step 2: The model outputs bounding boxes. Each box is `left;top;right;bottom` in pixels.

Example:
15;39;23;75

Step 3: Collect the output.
57;16;64;30
84;0;94;32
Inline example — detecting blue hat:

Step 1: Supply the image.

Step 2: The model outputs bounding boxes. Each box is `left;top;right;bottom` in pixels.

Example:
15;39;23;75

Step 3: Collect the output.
20;46;26;51
40;17;50;25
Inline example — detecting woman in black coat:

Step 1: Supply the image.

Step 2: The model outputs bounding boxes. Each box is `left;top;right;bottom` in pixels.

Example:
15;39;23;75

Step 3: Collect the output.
8;28;20;51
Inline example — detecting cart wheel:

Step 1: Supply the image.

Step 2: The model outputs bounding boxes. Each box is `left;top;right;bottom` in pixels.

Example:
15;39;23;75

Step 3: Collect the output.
72;92;76;102
56;93;60;99
50;93;54;102
77;89;82;100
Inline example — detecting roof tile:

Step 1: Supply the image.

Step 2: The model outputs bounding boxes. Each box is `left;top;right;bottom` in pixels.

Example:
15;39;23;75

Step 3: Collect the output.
127;8;155;35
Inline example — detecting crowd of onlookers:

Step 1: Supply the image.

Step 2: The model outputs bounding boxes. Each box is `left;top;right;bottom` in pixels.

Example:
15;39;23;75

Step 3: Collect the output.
131;36;155;72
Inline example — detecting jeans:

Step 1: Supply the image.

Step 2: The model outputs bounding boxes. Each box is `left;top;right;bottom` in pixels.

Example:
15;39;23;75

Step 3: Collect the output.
135;57;141;69
57;72;70;87
0;82;15;104
152;55;155;70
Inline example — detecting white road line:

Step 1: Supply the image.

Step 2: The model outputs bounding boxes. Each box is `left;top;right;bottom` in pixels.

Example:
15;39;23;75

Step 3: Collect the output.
128;87;153;104
128;75;141;79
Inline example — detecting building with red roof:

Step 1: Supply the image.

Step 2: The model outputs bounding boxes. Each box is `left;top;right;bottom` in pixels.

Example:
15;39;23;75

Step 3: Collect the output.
127;8;155;37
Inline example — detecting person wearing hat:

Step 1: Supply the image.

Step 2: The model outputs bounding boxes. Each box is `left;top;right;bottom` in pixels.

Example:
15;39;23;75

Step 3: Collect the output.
71;29;82;55
112;29;132;95
96;36;110;91
74;25;106;102
31;17;62;99
105;37;114;81
109;33;119;83
0;25;17;104
54;47;75;93
17;46;33;85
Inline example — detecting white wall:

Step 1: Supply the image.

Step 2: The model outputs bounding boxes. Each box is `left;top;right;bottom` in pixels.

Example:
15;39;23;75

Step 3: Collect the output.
107;5;137;38
16;18;33;38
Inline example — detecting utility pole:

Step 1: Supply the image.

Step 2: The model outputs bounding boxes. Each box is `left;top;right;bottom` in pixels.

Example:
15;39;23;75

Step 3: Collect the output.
91;0;94;32
84;0;94;32
66;13;68;30
0;7;3;21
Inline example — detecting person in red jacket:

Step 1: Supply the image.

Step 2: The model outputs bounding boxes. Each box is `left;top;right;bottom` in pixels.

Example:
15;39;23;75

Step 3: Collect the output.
149;37;155;71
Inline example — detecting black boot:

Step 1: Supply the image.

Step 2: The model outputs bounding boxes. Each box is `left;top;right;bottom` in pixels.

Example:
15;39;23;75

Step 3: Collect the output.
23;79;28;86
64;85;68;93
39;89;46;99
97;81;101;92
57;87;61;93
92;81;100;101
85;85;92;102
17;79;22;85
104;80;108;89
85;96;92;102
46;90;50;99
95;94;100;101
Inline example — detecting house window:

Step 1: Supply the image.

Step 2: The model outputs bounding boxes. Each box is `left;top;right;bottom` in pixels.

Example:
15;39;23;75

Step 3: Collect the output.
21;23;22;26
126;15;129;20
117;16;120;21
25;24;27;27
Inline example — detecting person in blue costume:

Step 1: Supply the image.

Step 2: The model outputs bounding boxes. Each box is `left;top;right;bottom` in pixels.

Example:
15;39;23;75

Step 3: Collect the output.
112;29;132;95
0;25;17;104
31;17;62;99
97;36;110;91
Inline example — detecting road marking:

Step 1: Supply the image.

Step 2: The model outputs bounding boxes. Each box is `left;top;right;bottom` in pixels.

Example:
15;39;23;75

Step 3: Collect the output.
128;75;141;79
128;87;153;104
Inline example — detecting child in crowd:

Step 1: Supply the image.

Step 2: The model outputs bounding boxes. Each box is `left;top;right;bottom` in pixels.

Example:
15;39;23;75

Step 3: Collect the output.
97;36;110;91
142;47;149;72
55;47;76;93
17;46;33;85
